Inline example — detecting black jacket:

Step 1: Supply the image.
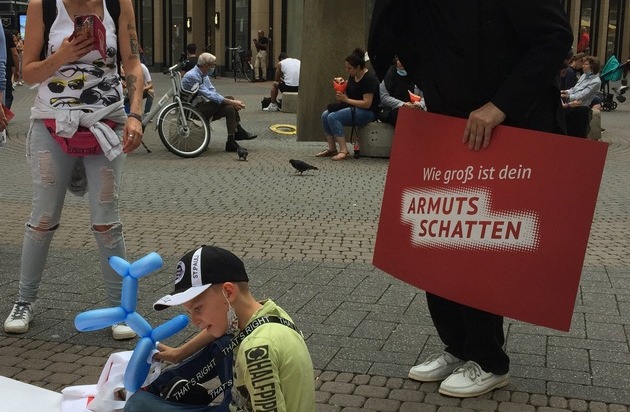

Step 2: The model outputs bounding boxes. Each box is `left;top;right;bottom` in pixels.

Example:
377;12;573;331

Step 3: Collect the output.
369;0;573;132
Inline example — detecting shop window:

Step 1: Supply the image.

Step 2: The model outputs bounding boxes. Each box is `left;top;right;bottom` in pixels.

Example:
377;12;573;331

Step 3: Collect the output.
605;0;625;61
578;0;599;55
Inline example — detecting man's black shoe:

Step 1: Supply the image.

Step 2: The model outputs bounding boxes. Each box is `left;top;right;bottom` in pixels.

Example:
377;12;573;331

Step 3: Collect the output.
226;141;240;152
234;132;258;141
235;126;258;141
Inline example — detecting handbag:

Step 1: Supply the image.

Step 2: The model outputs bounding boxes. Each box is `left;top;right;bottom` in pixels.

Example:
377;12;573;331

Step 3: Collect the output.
44;119;118;157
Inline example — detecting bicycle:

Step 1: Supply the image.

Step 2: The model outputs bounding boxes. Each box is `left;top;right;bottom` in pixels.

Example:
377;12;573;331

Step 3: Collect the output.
141;60;210;158
226;46;253;82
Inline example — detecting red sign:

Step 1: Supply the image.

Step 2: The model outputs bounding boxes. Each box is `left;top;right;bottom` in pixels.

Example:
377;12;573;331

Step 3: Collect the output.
374;109;608;331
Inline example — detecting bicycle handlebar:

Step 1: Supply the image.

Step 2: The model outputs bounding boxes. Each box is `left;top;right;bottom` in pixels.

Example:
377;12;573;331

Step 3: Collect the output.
163;61;186;75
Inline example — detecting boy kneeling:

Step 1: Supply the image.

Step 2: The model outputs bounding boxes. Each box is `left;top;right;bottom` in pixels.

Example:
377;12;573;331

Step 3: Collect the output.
124;245;316;412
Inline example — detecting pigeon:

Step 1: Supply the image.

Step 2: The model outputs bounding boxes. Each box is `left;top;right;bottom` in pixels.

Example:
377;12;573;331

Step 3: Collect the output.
289;159;318;175
237;146;248;161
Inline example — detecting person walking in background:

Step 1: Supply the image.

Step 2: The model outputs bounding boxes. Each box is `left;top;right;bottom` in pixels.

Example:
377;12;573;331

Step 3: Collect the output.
3;0;145;340
577;26;590;53
14;31;24;86
369;0;572;398
263;52;300;112
252;30;269;82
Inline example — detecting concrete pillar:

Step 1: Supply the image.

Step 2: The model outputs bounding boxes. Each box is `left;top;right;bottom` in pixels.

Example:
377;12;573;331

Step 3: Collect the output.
297;0;368;142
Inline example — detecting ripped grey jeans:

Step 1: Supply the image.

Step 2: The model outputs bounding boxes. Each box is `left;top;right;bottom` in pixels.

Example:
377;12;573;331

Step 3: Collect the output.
18;120;127;305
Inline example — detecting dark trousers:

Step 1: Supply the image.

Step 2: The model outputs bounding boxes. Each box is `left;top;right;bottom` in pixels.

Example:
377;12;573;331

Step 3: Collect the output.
4;75;13;109
196;96;240;135
426;293;509;375
379;107;400;126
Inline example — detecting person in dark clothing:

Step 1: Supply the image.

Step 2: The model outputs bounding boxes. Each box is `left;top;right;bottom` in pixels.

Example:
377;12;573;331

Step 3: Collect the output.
180;43;198;74
3;29;17;109
316;48;380;161
378;57;424;126
252;30;269;81
369;0;572;398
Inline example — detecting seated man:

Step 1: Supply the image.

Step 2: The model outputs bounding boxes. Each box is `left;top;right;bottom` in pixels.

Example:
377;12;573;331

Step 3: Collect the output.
124;245;316;412
263;53;300;112
182;52;257;152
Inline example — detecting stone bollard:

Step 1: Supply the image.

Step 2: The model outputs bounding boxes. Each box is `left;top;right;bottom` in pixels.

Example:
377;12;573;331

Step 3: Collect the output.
588;108;601;140
357;122;395;158
281;92;299;113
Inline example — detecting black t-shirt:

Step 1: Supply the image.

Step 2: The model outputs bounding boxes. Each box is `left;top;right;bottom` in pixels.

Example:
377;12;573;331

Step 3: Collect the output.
345;69;381;113
182;57;198;73
255;37;269;52
5;30;15;68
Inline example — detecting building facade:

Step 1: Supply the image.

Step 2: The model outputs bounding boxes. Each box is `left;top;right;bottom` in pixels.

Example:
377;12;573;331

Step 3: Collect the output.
0;1;627;71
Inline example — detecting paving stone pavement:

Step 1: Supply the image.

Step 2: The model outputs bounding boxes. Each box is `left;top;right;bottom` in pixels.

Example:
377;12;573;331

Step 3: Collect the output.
0;75;629;411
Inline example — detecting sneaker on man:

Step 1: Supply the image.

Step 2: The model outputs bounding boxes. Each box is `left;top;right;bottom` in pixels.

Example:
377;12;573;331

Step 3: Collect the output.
408;351;465;382
438;361;509;398
4;301;34;333
112;323;136;340
263;103;279;112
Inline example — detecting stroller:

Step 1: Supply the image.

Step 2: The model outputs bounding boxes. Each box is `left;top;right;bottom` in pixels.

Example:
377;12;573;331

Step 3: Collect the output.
599;55;629;111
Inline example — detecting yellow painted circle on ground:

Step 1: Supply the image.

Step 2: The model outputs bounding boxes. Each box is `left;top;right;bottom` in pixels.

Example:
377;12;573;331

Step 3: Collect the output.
269;124;297;135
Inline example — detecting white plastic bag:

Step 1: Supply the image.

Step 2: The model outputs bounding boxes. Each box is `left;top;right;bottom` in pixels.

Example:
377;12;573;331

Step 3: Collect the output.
61;351;161;412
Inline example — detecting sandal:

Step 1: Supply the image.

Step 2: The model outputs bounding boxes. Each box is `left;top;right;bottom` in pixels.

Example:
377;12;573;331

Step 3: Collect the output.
315;148;338;157
332;151;349;161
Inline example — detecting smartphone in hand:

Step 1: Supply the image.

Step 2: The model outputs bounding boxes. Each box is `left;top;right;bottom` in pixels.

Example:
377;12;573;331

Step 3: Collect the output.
72;14;108;60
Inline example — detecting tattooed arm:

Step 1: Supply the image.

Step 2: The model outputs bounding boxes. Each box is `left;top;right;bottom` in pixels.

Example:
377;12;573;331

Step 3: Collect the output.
117;0;144;152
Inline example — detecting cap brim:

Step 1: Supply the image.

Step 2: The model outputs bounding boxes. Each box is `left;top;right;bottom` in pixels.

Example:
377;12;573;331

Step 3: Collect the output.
153;284;212;311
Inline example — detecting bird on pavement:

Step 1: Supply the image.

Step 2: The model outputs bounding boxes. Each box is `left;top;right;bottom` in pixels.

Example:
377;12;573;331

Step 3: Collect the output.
237;147;248;161
289;159;318;175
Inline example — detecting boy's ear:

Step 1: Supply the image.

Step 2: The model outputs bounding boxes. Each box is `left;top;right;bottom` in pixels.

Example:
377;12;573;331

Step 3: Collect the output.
221;282;239;301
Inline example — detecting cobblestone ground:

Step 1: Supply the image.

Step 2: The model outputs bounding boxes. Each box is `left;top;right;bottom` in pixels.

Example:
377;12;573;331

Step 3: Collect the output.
1;76;629;411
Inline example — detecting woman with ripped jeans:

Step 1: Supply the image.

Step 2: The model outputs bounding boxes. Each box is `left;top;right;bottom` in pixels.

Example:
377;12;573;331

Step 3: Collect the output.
3;0;144;340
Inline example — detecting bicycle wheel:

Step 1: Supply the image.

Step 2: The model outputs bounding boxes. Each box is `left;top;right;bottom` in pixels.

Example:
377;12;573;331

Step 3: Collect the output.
157;102;210;158
242;60;253;82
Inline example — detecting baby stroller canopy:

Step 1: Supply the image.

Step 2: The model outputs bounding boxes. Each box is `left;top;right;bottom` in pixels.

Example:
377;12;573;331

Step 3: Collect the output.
601;55;623;82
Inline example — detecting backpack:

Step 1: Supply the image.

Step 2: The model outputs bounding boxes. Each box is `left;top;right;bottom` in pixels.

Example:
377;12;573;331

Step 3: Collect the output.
40;0;121;64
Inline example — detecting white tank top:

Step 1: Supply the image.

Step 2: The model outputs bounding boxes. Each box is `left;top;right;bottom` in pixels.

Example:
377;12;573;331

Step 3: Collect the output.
280;58;300;87
38;0;123;111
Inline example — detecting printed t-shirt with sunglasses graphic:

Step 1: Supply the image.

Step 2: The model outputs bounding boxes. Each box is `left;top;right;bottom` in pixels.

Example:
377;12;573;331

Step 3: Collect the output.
39;0;122;111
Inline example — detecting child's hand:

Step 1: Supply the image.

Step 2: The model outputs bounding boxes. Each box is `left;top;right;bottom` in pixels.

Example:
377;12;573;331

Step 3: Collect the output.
154;342;183;363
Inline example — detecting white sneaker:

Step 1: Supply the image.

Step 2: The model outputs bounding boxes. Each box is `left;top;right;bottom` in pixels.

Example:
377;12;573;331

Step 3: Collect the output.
112;323;137;340
408;351;465;382
439;361;509;398
4;301;34;333
263;103;279;112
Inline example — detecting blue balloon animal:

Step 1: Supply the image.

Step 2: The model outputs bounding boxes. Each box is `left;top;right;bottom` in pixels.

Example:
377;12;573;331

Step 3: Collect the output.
75;252;188;392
